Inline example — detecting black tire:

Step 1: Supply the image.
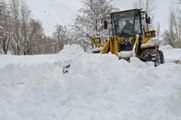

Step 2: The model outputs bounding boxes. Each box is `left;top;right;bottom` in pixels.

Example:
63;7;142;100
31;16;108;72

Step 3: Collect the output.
158;50;165;64
141;49;162;66
153;50;161;66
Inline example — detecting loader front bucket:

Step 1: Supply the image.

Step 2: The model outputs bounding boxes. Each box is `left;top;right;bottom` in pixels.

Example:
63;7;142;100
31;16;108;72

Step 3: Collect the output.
101;36;119;56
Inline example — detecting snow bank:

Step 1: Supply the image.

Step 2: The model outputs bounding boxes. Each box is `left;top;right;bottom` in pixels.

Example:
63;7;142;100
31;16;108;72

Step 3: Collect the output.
0;54;57;69
0;44;181;120
160;45;181;63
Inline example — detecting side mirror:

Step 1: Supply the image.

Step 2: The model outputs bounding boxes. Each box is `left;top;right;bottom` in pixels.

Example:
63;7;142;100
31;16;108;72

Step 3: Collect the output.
104;21;108;29
146;16;151;24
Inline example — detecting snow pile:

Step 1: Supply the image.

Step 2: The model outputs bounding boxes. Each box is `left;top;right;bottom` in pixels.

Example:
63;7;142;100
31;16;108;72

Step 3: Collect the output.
54;44;84;66
64;54;181;120
58;44;84;59
0;45;181;120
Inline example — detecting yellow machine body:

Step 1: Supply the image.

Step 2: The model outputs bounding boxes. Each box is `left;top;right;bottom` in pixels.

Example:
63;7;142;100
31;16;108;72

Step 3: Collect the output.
92;31;157;57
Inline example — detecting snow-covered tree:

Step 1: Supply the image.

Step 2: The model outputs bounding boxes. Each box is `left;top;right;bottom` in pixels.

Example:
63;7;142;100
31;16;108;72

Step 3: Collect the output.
27;19;43;54
77;0;112;34
176;2;181;48
162;9;179;47
0;0;13;54
133;0;155;24
134;0;155;17
72;0;113;50
156;22;160;39
0;0;6;24
19;1;31;55
9;0;21;54
162;1;181;48
1;0;57;54
53;25;68;51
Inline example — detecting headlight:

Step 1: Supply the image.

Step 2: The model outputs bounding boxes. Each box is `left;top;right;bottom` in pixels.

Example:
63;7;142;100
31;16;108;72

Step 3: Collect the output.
145;31;156;37
94;38;100;43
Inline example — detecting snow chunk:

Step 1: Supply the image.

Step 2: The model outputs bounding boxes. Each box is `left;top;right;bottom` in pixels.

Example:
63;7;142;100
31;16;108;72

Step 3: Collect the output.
118;51;133;58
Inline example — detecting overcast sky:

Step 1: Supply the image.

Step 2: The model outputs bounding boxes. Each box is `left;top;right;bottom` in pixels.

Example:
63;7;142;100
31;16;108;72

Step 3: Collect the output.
24;0;179;36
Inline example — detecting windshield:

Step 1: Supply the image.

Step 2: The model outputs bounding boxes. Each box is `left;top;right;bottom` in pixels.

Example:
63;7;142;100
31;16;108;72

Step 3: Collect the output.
111;10;142;37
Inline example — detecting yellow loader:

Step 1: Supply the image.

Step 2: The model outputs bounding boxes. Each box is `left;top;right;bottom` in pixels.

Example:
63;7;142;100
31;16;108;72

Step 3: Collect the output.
91;9;164;66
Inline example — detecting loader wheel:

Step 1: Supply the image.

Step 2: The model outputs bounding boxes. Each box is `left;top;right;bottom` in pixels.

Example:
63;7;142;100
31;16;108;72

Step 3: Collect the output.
152;50;161;66
141;49;162;66
158;50;165;64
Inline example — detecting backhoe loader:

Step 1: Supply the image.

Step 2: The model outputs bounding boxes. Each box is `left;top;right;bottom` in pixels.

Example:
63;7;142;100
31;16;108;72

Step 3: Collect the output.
91;9;164;66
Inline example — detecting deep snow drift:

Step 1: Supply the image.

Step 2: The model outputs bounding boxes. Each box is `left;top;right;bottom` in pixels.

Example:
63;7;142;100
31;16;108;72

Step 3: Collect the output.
0;45;181;120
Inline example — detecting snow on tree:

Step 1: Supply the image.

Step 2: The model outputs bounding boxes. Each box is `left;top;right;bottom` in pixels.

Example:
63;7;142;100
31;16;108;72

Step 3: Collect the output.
133;0;155;26
133;0;155;17
53;25;68;51
26;19;43;54
0;0;13;54
0;0;57;55
156;22;160;39
19;1;32;55
71;0;113;51
162;3;181;48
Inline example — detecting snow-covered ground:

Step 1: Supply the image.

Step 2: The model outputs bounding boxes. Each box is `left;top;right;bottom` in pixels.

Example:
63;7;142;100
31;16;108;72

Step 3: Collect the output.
0;45;181;120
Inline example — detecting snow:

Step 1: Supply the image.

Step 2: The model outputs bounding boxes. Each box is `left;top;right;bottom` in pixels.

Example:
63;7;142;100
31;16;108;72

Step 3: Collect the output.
0;44;181;120
91;47;102;53
0;54;57;69
118;50;133;58
160;45;181;63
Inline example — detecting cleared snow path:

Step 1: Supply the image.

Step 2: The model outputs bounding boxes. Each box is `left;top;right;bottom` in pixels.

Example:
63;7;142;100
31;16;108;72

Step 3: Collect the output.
0;45;181;120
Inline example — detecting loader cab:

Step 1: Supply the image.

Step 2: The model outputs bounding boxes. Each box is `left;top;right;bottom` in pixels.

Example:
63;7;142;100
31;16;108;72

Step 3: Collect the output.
110;9;143;37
